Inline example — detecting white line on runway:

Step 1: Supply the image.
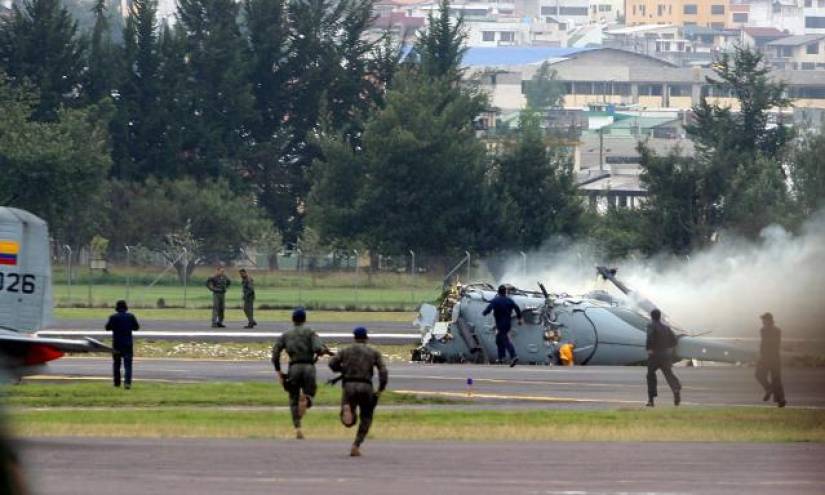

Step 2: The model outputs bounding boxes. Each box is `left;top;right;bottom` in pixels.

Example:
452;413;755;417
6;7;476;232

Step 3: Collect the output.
37;330;419;341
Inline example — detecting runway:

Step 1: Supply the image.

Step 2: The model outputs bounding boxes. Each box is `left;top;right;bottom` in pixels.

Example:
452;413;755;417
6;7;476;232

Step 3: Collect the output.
34;358;825;409
20;437;825;495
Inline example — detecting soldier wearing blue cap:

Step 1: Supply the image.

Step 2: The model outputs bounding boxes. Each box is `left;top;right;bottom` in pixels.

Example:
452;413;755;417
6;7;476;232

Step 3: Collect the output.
272;307;332;439
329;326;388;457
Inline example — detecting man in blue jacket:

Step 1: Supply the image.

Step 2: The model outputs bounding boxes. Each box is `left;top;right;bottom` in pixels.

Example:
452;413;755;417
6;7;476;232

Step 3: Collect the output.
483;285;523;366
105;300;140;389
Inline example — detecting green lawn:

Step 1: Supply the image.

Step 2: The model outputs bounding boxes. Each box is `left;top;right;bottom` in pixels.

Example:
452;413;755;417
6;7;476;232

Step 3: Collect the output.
55;307;416;323
54;284;439;311
8;406;824;442
2;382;428;408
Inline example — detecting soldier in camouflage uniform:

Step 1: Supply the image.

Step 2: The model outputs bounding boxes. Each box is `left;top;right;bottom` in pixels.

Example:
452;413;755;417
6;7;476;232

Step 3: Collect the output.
239;269;256;328
328;326;388;457
272;308;332;439
206;266;231;328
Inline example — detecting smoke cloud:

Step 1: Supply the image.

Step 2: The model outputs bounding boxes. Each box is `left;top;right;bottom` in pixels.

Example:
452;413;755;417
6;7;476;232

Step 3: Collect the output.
494;211;825;340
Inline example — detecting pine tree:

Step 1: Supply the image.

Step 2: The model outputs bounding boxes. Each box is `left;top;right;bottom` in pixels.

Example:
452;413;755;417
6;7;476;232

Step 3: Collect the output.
0;0;85;120
85;0;115;102
411;0;466;81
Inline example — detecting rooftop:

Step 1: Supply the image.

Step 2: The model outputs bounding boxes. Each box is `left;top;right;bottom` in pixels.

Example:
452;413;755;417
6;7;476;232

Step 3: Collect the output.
767;34;825;47
463;47;586;66
742;27;789;40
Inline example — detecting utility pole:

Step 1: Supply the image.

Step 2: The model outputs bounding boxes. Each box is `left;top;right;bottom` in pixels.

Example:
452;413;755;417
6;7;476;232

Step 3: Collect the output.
64;245;72;305
124;245;132;301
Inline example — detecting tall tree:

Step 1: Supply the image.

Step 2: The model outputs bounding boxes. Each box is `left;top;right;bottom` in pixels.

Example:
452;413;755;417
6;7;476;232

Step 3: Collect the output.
412;0;466;81
493;111;582;249
308;71;496;255
524;61;565;110
177;0;254;180
0;0;85;120
84;0;115;103
790;132;825;217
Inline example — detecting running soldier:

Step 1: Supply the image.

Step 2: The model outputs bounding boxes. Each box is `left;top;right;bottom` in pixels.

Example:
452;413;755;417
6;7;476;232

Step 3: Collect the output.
329;327;388;457
272;308;331;439
646;308;681;407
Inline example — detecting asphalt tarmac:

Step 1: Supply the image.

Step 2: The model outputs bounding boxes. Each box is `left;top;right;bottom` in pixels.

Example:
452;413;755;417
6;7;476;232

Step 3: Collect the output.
35;358;825;409
20;437;825;495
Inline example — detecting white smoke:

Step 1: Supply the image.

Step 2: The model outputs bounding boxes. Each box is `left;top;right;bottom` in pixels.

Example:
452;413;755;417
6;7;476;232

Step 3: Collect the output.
494;211;825;340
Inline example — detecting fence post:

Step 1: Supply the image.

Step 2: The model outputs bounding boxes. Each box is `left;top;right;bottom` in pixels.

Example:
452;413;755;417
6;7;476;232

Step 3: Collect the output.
353;249;359;307
124;245;132;301
63;245;72;306
182;247;188;309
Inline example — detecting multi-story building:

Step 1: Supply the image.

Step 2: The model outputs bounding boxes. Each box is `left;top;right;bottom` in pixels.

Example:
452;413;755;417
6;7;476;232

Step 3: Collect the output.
625;0;729;28
539;0;591;26
766;34;825;70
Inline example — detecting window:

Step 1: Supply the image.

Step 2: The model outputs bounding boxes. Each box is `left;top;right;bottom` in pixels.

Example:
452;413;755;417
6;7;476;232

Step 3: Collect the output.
733;12;748;22
657;4;664;15
499;31;515;42
684;21;696;25
802;62;816;70
820;0;825;7
639;84;663;96
684;4;697;14
632;4;636;14
541;6;557;15
639;4;646;14
669;84;691;96
711;4;724;14
482;31;495;42
807;43;820;54
780;46;793;57
788;86;825;99
806;16;825;28
599;4;612;11
710;22;725;29
805;0;812;6
559;6;589;15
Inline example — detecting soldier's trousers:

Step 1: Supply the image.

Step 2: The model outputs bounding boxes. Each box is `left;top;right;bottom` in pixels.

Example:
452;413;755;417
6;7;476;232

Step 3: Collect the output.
211;293;225;325
243;297;255;324
647;354;681;399
341;382;377;447
755;361;785;403
285;364;317;428
495;331;517;362
113;348;133;386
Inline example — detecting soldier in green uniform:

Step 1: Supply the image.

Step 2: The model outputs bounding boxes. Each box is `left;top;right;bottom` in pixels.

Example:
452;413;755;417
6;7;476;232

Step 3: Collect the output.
239;269;256;328
328;326;388;457
272;308;331;439
206;266;231;328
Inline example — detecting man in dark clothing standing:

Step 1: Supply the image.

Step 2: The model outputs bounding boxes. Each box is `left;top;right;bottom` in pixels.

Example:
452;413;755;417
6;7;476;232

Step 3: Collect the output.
646;308;681;407
206;266;231;328
755;312;786;408
105;300;140;389
239;269;256;328
482;285;523;366
272;308;332;439
329;326;388;457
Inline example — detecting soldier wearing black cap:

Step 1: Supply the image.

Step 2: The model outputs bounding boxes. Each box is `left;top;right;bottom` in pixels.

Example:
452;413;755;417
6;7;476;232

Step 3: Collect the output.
271;307;332;439
329;326;388;457
755;312;786;408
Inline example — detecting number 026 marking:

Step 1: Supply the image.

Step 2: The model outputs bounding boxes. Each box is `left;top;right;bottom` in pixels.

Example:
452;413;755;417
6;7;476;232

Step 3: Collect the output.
0;273;36;294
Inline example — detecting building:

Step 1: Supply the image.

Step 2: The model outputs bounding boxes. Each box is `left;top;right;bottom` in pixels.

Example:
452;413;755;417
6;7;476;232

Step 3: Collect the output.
766;34;825;70
472;47;825;111
625;0;729;28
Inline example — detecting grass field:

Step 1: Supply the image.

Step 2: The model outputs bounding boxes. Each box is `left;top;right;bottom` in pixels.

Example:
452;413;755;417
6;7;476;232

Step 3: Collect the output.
8;406;824;442
54;284;440;311
55;307;416;323
61;341;414;361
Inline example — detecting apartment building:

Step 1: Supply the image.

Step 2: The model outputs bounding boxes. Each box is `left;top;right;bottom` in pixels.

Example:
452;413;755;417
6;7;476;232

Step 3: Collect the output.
766;34;825;70
625;0;729;28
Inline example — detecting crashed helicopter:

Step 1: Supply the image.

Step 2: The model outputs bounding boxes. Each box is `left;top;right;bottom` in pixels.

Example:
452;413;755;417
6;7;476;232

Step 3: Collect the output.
412;266;755;366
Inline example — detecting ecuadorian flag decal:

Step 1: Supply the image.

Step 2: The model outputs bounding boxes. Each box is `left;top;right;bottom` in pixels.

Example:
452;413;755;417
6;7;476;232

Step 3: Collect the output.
0;240;19;266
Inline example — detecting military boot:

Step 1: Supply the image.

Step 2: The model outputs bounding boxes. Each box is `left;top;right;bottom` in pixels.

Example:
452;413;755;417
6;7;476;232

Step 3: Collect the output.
295;428;304;440
350;445;361;457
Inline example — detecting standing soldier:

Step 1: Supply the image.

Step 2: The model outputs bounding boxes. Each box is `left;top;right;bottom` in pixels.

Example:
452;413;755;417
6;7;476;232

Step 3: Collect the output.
755;312;786;408
239;269;256;328
482;285;523;366
105;300;140;389
329;327;388;457
272;308;331;439
645;308;681;407
206;266;231;328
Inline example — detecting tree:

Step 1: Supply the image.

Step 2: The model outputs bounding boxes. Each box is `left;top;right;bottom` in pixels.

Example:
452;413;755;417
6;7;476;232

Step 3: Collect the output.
0;76;111;245
103;178;274;281
411;0;466;82
84;0;116;103
684;45;793;237
176;0;254;179
492;111;583;249
0;0;85;120
524;61;565;110
790;132;825;217
308;71;496;256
